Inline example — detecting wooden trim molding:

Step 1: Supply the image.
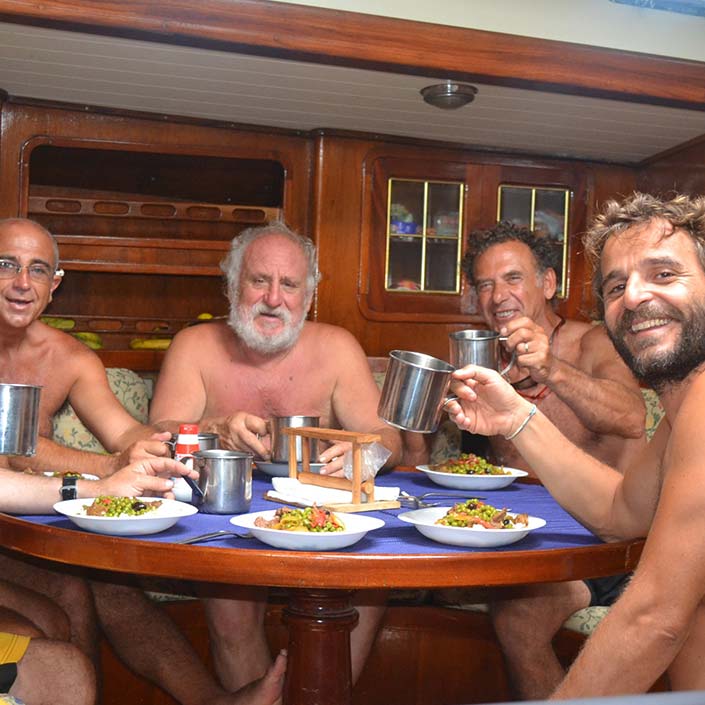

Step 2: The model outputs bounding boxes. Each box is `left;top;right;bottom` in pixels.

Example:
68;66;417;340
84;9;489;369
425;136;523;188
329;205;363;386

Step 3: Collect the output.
0;0;704;110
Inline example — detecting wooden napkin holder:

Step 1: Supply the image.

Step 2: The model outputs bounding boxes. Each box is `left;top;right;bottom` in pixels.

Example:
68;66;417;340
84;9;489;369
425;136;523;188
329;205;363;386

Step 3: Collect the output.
281;426;400;513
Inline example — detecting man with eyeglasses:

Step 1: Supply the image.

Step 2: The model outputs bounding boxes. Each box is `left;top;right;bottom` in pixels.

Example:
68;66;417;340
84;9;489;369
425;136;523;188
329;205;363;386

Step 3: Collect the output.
0;217;172;477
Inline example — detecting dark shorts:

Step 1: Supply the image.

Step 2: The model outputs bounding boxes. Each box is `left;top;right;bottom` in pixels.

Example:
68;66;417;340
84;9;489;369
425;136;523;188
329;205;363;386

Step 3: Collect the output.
0;663;18;693
584;572;631;607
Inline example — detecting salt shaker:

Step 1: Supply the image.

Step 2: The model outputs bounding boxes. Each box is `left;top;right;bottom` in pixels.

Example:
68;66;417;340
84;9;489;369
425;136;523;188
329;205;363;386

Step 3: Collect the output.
173;423;199;502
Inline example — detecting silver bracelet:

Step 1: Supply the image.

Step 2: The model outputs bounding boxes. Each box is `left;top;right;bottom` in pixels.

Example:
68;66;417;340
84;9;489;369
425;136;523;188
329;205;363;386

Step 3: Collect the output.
504;404;537;441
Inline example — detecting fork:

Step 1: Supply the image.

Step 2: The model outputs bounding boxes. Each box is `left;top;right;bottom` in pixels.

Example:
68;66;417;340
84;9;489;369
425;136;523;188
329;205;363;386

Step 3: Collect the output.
177;530;253;545
399;491;484;509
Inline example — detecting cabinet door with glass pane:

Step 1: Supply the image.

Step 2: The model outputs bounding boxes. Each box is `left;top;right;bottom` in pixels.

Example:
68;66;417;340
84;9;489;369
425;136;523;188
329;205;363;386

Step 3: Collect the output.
386;178;464;294
497;185;571;297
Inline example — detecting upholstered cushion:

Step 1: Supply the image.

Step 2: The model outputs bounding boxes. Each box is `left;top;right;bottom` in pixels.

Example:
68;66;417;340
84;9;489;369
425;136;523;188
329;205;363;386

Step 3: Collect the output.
52;368;150;453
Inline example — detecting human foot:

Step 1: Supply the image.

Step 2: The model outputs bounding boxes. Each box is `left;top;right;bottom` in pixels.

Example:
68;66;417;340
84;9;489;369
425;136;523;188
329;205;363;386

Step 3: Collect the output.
218;650;287;705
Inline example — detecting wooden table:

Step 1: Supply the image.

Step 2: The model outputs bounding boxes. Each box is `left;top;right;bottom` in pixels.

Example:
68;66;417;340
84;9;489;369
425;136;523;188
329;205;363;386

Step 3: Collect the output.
0;472;644;705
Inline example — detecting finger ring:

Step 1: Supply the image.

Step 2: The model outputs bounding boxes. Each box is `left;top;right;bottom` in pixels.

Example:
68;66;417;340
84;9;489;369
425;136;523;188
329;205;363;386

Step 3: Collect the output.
524;342;529;353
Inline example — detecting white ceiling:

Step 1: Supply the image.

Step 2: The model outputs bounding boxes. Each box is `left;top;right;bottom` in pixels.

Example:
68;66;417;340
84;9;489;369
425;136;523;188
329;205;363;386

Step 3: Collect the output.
2;21;705;164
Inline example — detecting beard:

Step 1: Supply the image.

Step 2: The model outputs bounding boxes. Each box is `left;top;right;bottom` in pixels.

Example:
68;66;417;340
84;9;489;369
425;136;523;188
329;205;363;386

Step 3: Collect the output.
607;300;705;393
228;300;305;355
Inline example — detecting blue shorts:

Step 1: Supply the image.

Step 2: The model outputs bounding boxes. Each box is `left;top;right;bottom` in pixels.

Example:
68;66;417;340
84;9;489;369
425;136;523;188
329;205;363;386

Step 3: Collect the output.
584;573;631;607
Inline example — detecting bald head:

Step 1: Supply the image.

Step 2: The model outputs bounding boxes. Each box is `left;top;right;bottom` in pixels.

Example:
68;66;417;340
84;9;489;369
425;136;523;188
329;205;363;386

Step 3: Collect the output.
0;218;59;269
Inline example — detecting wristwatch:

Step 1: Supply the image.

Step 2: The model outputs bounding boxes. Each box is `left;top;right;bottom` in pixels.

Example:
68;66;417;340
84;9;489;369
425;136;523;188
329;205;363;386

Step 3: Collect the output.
60;476;78;501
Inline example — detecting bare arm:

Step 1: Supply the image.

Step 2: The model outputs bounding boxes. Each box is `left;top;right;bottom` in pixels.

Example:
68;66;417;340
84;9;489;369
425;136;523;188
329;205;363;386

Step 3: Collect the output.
506;319;645;437
320;329;402;473
553;390;704;696
0;458;198;514
448;365;658;540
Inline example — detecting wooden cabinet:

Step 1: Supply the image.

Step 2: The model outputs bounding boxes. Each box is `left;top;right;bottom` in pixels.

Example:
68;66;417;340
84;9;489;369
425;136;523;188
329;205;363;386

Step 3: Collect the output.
0;100;312;370
361;149;586;325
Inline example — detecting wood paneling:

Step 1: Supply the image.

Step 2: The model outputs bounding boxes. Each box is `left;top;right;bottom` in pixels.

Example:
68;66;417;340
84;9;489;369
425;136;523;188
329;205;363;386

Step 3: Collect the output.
637;135;705;197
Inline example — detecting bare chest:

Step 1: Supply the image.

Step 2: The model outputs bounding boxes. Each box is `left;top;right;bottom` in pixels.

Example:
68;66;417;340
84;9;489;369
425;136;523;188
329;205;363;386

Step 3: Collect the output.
201;355;338;424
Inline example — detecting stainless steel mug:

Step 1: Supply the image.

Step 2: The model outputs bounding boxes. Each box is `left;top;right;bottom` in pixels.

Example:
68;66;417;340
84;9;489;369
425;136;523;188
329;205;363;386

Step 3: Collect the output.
449;329;515;377
189;449;253;514
377;350;456;433
269;415;320;463
0;383;41;456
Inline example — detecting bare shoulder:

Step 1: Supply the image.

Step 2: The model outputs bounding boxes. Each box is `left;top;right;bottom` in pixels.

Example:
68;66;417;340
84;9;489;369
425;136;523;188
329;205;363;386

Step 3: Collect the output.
38;323;102;367
304;321;365;353
165;320;230;357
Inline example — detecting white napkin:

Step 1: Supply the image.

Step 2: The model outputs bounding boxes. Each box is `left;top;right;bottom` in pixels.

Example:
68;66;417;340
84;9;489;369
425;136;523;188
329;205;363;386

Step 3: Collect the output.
269;477;399;506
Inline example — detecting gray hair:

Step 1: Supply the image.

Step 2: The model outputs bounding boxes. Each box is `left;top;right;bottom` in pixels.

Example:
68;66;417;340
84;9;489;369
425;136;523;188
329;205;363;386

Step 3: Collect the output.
220;221;320;304
0;217;60;269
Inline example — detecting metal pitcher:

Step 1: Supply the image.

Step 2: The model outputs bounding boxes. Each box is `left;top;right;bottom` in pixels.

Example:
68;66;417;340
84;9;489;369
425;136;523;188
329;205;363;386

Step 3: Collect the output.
449;329;515;377
377;350;456;434
0;383;41;456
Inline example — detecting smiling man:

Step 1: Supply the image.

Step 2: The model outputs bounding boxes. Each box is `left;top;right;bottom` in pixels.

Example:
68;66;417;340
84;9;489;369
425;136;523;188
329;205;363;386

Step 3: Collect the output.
93;222;399;702
448;193;705;697
459;221;647;699
0;218;170;476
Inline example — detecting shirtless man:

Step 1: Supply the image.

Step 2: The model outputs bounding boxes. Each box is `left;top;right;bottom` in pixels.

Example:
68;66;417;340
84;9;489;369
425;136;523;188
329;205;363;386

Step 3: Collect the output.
459;221;647;699
93;222;400;700
0;217;170;477
448;192;705;697
0;217;172;656
0;218;284;705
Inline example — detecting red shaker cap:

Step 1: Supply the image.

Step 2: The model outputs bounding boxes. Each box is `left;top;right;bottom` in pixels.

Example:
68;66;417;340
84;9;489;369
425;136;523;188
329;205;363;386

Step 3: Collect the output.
178;423;199;434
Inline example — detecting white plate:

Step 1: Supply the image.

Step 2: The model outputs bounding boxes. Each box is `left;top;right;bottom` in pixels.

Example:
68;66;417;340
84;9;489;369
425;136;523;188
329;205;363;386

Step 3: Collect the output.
416;464;528;490
229;510;384;550
53;497;198;536
399;506;546;547
43;471;99;481
255;461;324;478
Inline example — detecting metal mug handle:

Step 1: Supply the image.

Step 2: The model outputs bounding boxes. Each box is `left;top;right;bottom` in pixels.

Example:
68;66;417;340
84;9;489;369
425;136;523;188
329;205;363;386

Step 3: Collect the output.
178;455;204;498
498;336;515;378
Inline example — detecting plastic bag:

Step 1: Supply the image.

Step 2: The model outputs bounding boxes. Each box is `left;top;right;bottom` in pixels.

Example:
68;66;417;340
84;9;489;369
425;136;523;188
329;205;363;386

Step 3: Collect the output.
342;442;392;481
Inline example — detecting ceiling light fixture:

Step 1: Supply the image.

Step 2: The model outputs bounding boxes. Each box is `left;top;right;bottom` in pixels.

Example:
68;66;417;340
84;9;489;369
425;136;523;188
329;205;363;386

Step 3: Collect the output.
420;82;478;110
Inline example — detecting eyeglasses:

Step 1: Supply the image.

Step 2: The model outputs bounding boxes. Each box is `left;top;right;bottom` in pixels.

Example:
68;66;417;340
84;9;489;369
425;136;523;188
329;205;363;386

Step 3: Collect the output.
0;259;64;283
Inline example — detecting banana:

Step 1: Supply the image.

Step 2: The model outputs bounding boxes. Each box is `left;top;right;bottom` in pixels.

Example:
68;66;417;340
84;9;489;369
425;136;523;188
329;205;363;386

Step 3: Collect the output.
129;338;172;350
72;332;103;350
41;316;76;331
197;312;213;320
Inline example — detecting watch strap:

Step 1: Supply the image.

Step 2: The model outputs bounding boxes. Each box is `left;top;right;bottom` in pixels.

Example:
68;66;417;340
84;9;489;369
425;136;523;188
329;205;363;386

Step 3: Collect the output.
60;476;78;501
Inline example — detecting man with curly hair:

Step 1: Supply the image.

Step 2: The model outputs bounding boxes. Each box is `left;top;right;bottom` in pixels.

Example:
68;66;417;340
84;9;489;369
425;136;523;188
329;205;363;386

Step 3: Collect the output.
459;220;647;699
448;192;705;696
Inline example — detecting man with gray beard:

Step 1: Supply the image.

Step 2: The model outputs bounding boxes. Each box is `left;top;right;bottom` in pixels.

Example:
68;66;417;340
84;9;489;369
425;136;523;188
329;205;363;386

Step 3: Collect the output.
93;223;400;702
447;192;705;697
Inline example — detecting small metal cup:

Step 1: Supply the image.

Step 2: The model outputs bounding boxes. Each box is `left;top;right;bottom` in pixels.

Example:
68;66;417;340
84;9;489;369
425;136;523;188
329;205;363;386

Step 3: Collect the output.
269;415;320;463
378;351;456;433
449;329;515;377
190;449;253;514
0;383;41;456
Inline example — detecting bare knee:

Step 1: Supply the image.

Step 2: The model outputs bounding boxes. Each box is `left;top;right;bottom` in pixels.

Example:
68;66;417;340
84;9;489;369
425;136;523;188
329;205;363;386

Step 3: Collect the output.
13;639;96;705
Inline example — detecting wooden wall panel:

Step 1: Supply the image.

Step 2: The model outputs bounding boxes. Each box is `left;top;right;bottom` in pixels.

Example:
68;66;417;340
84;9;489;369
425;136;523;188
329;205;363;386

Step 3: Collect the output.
637;136;705;198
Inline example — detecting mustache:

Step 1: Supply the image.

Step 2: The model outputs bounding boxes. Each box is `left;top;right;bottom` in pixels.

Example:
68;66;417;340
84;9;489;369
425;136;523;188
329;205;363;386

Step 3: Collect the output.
617;303;682;330
249;301;291;323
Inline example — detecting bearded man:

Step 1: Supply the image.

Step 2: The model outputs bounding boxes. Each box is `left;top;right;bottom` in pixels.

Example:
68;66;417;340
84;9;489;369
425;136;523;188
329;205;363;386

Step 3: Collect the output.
447;192;705;697
92;223;400;702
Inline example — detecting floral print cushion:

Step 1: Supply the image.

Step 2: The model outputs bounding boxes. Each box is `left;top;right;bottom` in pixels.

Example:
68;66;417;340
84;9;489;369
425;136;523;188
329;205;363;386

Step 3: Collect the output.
52;368;150;453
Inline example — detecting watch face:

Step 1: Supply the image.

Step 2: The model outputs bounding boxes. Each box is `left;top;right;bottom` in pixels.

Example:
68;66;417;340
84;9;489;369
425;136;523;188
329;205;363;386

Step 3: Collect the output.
60;477;78;501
